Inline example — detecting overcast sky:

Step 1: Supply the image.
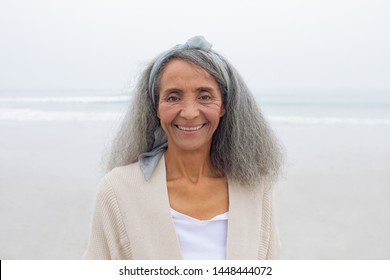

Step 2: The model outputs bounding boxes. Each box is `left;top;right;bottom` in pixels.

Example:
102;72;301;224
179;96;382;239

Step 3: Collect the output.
0;0;389;93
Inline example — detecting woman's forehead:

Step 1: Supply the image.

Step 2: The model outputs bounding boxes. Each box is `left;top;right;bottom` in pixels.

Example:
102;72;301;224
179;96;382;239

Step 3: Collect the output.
159;59;217;86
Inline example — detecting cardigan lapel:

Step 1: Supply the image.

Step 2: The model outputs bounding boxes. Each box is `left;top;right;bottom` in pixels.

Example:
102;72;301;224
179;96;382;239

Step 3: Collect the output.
226;180;263;259
146;156;182;259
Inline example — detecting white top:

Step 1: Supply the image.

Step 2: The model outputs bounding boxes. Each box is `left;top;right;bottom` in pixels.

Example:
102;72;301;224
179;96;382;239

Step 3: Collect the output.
170;208;229;260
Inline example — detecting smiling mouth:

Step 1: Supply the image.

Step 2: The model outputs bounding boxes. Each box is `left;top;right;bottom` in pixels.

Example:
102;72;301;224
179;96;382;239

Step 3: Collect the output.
175;124;206;131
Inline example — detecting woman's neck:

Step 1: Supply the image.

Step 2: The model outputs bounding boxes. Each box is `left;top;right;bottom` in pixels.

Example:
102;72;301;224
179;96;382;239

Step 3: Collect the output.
164;146;219;184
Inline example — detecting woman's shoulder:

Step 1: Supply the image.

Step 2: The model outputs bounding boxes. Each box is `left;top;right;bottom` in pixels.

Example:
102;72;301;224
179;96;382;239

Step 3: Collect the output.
97;161;145;195
94;158;166;214
106;161;143;178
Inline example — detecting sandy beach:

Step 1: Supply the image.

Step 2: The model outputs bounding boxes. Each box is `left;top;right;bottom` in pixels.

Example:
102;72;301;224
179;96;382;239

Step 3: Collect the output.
0;121;116;259
1;120;389;259
273;124;390;259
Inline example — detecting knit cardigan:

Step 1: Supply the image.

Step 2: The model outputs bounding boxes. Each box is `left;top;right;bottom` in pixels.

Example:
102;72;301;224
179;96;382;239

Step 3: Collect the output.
83;155;278;259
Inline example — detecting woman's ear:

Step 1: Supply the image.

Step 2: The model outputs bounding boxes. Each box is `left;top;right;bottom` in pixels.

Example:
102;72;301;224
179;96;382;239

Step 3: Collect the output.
155;95;161;119
220;106;226;117
156;104;160;119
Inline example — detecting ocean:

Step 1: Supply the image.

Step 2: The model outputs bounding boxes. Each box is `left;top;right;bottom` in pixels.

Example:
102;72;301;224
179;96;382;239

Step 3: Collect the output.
1;89;389;125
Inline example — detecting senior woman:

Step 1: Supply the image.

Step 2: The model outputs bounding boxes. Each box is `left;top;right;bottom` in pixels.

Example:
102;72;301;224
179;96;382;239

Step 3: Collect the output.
84;36;282;260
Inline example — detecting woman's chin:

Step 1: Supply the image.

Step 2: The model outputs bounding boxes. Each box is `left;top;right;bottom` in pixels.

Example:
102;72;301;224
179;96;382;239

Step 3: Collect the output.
168;139;212;153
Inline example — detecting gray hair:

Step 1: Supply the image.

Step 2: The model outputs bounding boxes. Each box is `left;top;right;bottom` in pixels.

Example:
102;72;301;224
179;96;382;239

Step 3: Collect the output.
106;38;283;187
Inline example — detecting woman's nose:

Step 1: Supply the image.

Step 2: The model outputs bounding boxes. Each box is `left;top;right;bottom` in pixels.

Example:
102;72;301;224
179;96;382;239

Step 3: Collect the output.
179;100;199;120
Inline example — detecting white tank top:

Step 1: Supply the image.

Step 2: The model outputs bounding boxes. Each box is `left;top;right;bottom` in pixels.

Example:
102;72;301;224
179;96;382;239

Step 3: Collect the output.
170;208;228;260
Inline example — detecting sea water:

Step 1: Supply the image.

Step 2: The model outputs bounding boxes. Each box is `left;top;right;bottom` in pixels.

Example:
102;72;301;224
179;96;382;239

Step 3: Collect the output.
257;90;390;126
0;89;129;122
1;89;389;125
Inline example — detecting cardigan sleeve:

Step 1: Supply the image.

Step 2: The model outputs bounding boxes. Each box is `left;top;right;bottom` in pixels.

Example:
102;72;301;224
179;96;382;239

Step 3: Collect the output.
265;203;280;259
83;177;131;259
259;185;280;260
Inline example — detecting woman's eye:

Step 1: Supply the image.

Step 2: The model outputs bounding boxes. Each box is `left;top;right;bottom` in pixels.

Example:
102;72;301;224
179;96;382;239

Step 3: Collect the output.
199;95;211;101
167;96;179;102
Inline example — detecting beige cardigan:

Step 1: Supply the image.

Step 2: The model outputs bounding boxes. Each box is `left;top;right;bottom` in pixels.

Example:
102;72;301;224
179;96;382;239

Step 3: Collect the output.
84;156;278;259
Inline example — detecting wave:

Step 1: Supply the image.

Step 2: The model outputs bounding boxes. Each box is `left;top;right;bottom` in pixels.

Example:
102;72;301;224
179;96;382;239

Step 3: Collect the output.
0;110;123;121
269;116;390;126
0;96;130;103
1;110;390;125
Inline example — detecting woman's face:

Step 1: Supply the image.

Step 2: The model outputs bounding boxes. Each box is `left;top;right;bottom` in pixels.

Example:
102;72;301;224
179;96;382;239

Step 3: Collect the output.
157;59;225;153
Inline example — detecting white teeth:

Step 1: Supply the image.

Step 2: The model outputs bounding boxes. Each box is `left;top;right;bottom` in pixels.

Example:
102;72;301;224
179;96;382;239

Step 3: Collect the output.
177;124;204;131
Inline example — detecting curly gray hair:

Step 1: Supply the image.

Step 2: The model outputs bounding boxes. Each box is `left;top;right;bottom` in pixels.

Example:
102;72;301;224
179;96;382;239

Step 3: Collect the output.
106;37;283;186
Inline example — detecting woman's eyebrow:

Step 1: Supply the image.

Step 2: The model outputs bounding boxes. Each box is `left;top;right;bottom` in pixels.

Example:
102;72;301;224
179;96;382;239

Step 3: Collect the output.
197;86;215;93
162;86;216;94
162;88;183;94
